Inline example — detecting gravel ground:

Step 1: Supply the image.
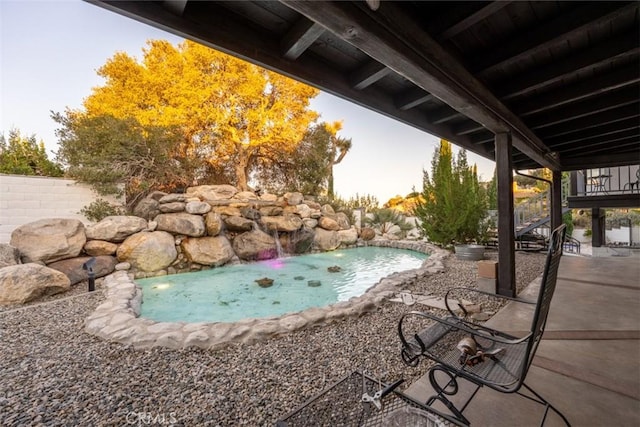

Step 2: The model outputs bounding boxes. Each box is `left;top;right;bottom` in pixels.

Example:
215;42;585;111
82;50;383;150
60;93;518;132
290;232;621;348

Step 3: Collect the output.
0;249;545;426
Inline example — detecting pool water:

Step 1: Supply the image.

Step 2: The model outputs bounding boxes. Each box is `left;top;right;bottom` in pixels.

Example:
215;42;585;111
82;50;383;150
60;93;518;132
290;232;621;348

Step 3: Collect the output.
136;246;427;323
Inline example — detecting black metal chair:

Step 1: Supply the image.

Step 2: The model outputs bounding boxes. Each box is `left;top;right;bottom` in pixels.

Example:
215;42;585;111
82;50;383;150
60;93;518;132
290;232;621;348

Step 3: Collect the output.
398;224;570;426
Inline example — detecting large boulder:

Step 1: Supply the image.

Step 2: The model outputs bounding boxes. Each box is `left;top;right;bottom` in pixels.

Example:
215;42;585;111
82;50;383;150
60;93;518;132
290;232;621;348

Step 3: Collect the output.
213;206;243;217
0;263;70;305
47;256;117;285
321;204;337;219
85;216;147;242
159;202;186;213
338;227;359;246
0;244;20;268
261;214;303;232
116;231;177;272
186;185;238;201
155;213;206;237
83;240;118;256
336;212;351;230
260;206;283;217
205;212;224;236
295;204;312;219
224;216;255;232
10;218;86;264
284;192;304;206
181;236;234;266
159;193;187;203
185;201;211;215
313;228;340;251
233;191;259;201
232;229;277;261
318;216;340;231
133;197;161;220
281;227;315;254
359;227;376;241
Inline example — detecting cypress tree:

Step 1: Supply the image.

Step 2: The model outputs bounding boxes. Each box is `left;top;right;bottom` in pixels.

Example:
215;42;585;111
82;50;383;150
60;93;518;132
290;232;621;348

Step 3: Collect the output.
414;140;487;247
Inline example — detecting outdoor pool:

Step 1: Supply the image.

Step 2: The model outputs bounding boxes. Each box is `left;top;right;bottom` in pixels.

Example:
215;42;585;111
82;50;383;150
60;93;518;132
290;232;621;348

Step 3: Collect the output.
136;246;427;323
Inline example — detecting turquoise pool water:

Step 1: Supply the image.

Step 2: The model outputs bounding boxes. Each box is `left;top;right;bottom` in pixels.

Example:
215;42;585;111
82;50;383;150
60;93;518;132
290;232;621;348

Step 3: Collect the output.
137;246;427;323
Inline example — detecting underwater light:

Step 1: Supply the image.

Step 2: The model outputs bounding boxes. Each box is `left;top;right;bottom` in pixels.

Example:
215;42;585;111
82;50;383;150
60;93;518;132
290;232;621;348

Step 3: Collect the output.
156;283;171;290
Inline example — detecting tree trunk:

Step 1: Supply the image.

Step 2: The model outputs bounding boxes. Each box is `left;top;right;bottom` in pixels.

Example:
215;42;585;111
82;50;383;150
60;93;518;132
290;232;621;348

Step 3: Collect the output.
235;148;250;191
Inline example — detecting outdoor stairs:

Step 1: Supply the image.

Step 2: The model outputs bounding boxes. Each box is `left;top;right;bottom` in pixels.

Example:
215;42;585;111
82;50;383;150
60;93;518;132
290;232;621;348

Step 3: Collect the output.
514;207;572;237
489;178;579;252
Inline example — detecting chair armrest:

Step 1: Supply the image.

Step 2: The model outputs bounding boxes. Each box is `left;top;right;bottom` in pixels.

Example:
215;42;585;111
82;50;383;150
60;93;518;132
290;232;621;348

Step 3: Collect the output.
399;310;532;354
444;287;535;319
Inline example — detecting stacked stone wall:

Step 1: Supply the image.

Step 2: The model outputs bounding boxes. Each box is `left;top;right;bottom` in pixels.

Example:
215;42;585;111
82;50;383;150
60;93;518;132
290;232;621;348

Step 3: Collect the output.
1;185;375;304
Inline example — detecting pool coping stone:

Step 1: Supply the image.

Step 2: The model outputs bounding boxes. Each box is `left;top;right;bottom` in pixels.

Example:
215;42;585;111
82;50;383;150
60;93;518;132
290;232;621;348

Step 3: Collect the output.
84;240;449;349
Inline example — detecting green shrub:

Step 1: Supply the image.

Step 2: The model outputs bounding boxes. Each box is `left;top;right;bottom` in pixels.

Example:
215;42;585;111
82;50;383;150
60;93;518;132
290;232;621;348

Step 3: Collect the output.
80;198;125;222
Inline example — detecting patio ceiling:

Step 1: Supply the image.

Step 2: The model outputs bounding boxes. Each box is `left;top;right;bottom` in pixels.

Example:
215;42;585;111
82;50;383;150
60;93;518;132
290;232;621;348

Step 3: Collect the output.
89;0;640;172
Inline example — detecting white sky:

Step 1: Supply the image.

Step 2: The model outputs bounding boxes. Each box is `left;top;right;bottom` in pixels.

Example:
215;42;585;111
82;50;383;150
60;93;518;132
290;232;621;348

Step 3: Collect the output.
1;0;496;204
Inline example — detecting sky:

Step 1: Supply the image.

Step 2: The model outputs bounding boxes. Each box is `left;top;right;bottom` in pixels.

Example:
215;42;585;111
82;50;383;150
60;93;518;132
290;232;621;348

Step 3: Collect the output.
0;0;496;204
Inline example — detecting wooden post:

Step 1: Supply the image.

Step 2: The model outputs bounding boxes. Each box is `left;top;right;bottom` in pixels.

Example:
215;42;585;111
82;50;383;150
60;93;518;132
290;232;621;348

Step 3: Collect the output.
592;207;605;247
495;132;516;297
551;170;563;231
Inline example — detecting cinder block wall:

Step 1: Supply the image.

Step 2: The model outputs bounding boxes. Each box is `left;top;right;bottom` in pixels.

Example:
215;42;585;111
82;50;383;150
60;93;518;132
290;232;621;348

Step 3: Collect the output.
0;174;122;243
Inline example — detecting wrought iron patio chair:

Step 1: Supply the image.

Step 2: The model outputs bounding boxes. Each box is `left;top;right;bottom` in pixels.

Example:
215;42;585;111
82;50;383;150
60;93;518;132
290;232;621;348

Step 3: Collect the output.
398;224;570;426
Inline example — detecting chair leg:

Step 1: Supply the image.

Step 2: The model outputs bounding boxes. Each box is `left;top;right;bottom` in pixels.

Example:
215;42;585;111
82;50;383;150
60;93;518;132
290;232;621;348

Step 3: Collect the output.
426;365;474;425
520;382;571;427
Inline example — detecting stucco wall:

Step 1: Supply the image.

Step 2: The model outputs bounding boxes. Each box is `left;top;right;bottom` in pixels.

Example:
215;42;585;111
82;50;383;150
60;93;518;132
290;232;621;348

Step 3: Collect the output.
0;174;122;243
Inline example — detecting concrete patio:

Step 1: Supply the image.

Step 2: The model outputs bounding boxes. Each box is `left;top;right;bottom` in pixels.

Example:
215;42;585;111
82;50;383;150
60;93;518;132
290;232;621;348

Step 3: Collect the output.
405;254;640;426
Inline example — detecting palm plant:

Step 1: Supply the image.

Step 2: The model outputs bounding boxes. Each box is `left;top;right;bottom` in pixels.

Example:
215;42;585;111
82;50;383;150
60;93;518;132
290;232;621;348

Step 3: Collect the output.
364;208;414;237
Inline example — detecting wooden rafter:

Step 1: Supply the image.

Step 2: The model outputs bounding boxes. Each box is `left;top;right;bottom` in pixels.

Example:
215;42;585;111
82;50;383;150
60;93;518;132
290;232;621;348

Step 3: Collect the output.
282;0;559;169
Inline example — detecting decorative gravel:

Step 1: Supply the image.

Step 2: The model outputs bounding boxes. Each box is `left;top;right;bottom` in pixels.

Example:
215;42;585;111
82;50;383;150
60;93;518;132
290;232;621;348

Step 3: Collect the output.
0;248;544;426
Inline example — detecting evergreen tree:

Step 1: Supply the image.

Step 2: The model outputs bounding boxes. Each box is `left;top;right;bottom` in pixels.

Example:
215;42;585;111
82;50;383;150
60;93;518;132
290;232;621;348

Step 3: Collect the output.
414;140;487;247
487;168;498;210
0;129;63;177
53;114;194;208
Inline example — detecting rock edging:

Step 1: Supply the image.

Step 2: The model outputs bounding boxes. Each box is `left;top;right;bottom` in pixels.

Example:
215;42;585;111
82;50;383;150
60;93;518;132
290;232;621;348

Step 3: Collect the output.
85;240;449;350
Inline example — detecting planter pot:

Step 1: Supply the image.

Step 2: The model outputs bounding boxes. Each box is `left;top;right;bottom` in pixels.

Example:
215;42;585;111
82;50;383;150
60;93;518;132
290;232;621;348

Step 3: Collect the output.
454;244;486;261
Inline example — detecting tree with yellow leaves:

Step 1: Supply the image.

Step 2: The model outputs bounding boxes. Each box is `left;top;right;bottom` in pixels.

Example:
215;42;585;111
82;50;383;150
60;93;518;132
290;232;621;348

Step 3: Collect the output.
58;39;319;193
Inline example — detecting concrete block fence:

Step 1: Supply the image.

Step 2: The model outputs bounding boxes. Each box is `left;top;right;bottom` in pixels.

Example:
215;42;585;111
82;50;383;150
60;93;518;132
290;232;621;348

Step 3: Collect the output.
0;174;122;243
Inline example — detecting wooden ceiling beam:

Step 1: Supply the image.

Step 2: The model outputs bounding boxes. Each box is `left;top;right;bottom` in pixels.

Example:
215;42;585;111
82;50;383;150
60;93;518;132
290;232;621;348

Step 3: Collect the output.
281;17;325;60
558;131;639;154
437;1;512;42
430;108;462;124
526;87;639;130
349;60;391;90
537;103;640;140
561;152;640;170
281;0;559;169
545;118;639;147
394;88;434;111
475;2;637;76
453;70;640;137
162;0;188;16
516;65;640;117
497;30;640;101
455;121;485;136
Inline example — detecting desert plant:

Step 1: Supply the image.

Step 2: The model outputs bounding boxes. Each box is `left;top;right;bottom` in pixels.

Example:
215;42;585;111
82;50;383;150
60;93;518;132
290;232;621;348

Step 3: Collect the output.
364;208;413;237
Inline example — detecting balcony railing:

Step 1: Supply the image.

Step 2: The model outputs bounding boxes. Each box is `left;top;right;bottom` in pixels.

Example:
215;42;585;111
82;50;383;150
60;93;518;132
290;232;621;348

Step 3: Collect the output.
573;165;640;196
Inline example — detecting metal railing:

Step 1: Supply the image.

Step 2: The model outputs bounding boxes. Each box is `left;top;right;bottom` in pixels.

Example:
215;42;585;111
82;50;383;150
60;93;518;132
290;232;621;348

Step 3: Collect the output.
573;165;640;196
513;174;569;237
